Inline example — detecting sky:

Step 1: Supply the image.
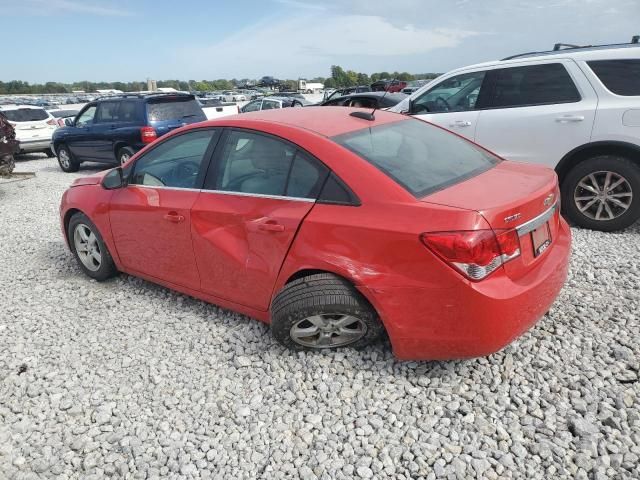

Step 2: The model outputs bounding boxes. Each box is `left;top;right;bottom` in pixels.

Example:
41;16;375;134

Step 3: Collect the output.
1;0;639;83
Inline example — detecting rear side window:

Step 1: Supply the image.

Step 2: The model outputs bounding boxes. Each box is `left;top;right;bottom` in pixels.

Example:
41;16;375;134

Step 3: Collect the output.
286;152;329;199
588;60;640;96
333;119;499;198
2;108;48;122
146;97;205;122
487;63;581;108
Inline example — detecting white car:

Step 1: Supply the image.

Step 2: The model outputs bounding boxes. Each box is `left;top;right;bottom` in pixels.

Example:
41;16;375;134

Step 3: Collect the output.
391;37;640;231
0;105;57;157
220;91;247;102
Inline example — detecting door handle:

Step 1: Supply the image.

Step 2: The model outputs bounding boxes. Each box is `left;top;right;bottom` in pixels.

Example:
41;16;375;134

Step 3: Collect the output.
450;120;472;127
258;221;285;232
556;115;584;123
163;212;185;223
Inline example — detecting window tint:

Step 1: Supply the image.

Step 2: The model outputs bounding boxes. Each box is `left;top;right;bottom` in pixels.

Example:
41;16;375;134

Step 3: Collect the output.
286;152;329;199
146;98;205;122
95;101;120;123
333;119;499;198
488;63;581;108
318;173;360;206
588;60;640;96
412;71;486;114
76;106;97;127
130;129;216;189
118;101;138;122
1;108;48;122
348;97;376;108
262;100;281;110
215;131;295;196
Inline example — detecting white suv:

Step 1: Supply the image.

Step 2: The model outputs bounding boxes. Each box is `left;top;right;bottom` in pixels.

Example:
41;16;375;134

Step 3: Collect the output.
0;105;57;157
391;38;640;231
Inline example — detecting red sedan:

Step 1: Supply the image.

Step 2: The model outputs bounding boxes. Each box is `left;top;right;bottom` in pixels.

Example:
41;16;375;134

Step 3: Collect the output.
59;108;571;360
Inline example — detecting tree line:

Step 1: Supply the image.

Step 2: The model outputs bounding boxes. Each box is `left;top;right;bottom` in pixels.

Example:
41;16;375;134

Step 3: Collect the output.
0;65;442;94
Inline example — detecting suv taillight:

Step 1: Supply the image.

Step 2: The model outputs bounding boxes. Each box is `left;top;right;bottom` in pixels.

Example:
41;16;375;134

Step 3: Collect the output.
421;229;521;281
47;119;57;126
141;126;157;144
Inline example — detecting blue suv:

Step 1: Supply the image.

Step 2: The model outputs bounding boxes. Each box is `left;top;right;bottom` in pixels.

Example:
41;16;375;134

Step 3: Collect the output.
52;93;207;172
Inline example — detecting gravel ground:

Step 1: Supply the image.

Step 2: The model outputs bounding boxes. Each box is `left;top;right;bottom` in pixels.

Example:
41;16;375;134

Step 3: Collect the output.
0;155;638;480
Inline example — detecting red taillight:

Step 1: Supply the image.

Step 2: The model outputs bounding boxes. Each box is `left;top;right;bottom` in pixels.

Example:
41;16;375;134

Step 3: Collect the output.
421;229;521;281
57;119;65;127
141;126;157;144
47;119;56;126
237;105;241;114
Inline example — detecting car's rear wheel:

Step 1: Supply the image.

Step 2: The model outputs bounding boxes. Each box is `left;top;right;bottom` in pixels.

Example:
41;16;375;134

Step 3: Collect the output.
68;213;118;281
56;144;79;172
562;155;640;231
270;273;384;351
117;146;135;165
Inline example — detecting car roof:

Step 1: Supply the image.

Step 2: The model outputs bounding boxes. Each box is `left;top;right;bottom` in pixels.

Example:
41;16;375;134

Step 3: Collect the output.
216;106;406;137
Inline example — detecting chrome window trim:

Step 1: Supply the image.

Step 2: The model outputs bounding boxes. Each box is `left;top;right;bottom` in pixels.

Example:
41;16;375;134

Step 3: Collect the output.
516;202;557;236
128;184;315;203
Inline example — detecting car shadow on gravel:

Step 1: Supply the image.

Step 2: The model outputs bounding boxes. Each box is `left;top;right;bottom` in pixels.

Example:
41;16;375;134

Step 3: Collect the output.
38;163;108;174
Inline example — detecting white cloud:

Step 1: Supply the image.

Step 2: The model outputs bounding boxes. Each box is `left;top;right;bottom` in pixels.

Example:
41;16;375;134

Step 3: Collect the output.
174;13;477;78
12;0;132;16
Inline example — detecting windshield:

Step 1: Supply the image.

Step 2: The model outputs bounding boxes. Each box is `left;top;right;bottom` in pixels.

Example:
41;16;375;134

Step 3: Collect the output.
333;119;500;197
2;108;49;122
146;97;205;122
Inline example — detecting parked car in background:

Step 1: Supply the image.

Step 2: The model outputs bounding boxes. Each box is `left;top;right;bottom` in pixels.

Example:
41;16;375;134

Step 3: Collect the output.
402;79;430;95
324;86;371;102
221;91;247;102
59;107;570;360
48;109;80;127
319;92;407;109
52;93;207;172
371;79;407;93
198;99;241;120
391;37;640;231
0;105;57;156
240;96;305;112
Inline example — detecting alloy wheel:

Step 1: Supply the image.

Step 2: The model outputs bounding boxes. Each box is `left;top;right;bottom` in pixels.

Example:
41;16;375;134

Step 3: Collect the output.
73;224;102;272
120;153;130;164
59;149;71;169
574;170;633;221
290;313;367;348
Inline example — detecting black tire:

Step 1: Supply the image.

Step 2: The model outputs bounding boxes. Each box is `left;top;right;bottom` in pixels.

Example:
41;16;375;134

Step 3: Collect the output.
67;212;118;281
56;144;80;172
117;146;135;165
561;155;640;232
44;148;55;158
271;273;385;351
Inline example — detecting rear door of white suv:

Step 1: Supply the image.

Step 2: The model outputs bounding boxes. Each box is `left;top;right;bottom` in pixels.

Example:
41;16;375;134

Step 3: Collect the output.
474;59;597;168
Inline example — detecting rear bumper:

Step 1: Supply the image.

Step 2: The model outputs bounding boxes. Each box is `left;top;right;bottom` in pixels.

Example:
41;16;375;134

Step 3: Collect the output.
361;217;572;360
18;138;52;152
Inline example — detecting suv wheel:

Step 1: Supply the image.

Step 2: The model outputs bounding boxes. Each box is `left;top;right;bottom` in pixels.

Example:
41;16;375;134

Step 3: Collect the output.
57;144;79;173
117;147;135;165
562;155;640;231
270;273;385;351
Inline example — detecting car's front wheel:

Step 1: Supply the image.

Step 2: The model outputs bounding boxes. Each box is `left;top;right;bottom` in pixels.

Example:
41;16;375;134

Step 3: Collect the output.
68;213;118;281
562;155;640;231
56;144;79;172
270;273;385;351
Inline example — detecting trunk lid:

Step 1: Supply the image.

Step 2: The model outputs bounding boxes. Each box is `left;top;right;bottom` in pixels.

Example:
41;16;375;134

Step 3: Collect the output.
422;162;561;278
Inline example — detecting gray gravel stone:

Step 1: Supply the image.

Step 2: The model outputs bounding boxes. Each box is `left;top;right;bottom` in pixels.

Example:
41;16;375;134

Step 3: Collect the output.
0;155;639;479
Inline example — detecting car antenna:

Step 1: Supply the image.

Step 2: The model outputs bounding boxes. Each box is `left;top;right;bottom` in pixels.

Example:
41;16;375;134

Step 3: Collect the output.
349;77;396;121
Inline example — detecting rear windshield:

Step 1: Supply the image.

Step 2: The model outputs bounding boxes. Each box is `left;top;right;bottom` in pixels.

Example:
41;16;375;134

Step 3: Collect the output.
146;98;205;122
2;108;49;122
333;119;500;197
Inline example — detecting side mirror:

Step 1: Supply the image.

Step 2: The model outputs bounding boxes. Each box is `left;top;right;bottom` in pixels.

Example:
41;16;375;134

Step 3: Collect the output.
406;99;414;115
102;167;125;190
64;118;74;127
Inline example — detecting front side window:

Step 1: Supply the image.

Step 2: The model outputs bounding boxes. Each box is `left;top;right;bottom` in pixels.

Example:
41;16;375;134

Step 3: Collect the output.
487;63;581;108
412;71;486;114
588;59;640;96
333;118;499;198
214;131;295;196
75;105;97;127
129;129;216;188
242;100;262;112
